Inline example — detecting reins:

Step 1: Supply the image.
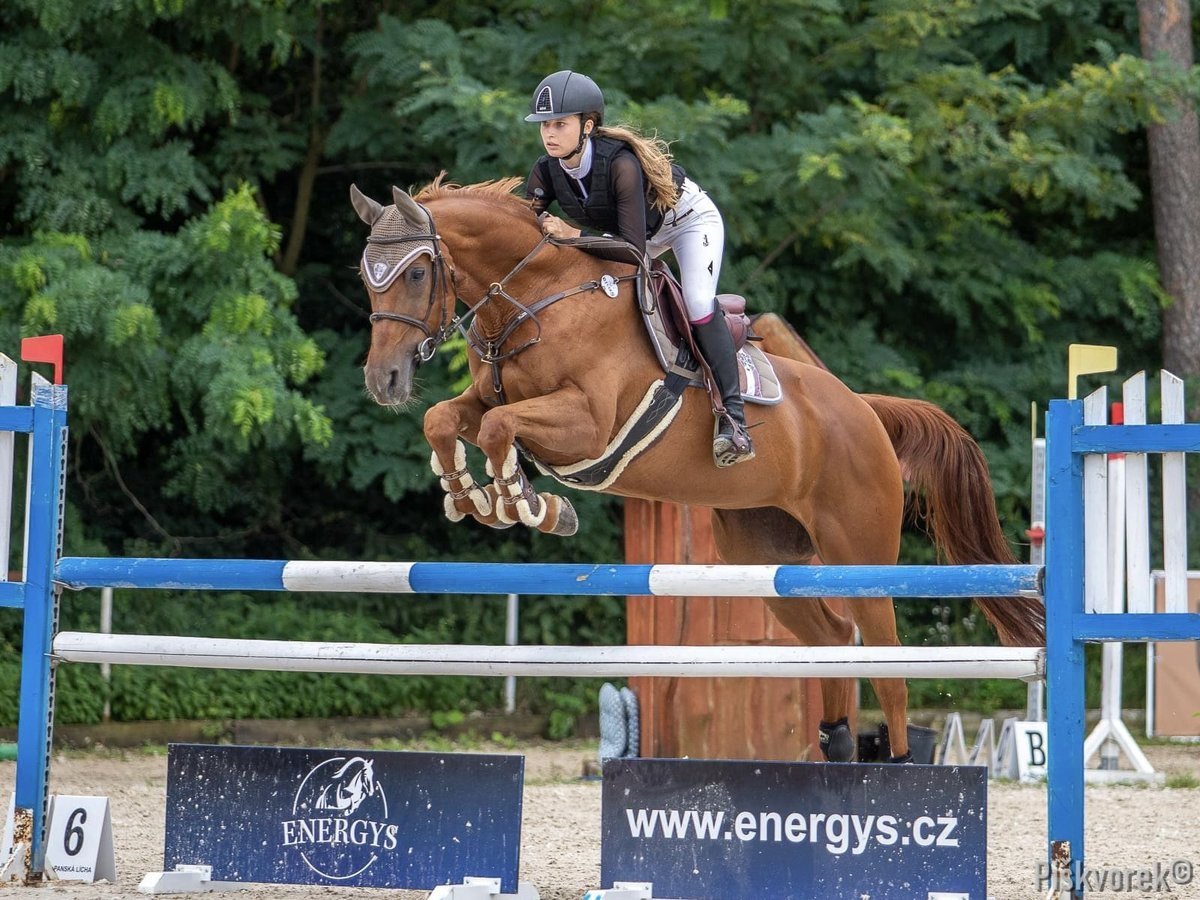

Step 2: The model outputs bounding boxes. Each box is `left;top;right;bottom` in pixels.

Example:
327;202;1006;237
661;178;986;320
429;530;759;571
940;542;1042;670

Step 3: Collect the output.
461;235;637;400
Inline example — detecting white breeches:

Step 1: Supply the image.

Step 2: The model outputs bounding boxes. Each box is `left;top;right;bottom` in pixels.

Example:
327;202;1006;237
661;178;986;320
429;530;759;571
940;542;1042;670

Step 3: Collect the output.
647;179;725;323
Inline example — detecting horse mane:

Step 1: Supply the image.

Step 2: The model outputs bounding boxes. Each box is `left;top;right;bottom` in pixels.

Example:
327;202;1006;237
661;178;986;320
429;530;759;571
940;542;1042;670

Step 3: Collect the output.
412;172;532;216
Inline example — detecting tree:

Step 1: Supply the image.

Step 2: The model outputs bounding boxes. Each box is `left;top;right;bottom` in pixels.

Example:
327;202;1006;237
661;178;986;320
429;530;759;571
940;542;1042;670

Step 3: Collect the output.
1138;0;1200;383
2;0;1198;723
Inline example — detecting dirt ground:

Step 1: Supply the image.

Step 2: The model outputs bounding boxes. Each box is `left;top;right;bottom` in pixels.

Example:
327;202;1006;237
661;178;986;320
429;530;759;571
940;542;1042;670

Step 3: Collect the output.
2;739;1198;899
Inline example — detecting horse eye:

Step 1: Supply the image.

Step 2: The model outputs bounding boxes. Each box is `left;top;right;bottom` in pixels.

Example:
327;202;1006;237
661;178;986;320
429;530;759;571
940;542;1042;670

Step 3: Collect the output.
409;267;426;283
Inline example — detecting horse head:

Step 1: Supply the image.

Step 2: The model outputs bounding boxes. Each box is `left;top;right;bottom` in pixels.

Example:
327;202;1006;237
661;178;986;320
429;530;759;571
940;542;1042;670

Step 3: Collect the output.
351;184;454;407
354;176;559;411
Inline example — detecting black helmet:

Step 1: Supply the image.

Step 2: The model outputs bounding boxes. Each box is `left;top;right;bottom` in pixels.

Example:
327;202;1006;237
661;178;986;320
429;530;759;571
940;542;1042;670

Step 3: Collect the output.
524;70;605;123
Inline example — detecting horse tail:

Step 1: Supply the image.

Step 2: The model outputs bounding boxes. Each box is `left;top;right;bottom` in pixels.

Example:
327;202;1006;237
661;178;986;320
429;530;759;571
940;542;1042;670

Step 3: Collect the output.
862;394;1045;648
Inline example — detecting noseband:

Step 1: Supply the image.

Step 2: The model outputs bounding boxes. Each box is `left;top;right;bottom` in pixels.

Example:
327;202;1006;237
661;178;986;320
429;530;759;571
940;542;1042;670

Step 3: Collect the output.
365;203;457;364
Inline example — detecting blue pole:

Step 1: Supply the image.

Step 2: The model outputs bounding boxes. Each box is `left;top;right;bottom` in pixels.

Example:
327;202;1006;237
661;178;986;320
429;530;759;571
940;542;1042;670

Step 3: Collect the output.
1044;398;1085;898
15;380;67;877
54;558;1042;598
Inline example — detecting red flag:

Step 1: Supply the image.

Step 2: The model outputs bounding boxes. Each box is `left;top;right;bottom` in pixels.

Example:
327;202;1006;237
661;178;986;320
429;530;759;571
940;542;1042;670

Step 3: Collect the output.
21;334;64;385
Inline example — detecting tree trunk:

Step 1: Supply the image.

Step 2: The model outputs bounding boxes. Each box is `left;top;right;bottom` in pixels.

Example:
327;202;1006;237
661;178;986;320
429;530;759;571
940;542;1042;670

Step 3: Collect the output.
280;124;327;277
280;10;326;278
1139;0;1200;379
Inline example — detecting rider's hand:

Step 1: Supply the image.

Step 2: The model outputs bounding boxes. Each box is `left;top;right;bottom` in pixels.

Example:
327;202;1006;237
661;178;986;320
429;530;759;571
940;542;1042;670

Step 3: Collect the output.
539;214;581;240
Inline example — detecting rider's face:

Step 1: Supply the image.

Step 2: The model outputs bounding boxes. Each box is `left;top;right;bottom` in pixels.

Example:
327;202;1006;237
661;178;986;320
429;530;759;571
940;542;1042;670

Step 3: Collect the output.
539;116;587;159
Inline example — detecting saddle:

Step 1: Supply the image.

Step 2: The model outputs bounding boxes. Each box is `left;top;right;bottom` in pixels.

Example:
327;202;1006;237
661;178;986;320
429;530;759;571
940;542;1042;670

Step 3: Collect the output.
557;236;782;406
526;237;783;491
640;260;782;407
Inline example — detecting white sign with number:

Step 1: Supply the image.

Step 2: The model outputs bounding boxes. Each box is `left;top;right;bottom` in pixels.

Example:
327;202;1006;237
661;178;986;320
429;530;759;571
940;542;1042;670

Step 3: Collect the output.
1013;721;1049;783
0;792;13;863
44;795;115;882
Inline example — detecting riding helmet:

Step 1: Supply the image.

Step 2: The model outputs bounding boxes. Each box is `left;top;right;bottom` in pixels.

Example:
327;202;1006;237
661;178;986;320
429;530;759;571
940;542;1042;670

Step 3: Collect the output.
525;70;605;123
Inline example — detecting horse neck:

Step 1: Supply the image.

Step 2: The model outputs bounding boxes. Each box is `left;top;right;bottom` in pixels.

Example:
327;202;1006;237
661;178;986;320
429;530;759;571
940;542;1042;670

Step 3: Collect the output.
437;204;569;335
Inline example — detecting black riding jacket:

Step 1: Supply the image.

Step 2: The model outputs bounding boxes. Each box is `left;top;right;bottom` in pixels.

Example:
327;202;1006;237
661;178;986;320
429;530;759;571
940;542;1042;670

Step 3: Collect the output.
525;136;686;260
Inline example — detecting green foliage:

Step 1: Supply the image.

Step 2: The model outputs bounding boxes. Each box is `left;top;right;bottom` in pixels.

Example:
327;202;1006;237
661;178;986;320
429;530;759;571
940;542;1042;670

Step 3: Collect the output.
2;0;1196;725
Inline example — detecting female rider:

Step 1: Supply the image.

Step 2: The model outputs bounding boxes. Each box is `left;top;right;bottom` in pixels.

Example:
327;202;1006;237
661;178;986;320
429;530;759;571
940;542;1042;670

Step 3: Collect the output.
523;70;754;468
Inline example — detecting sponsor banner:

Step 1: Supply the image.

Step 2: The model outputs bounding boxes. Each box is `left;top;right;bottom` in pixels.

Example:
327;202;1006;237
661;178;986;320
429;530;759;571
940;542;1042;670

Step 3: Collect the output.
601;758;986;900
164;744;523;892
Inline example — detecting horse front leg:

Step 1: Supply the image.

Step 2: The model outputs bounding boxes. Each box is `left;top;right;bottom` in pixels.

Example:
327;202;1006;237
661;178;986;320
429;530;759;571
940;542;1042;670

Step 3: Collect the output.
477;386;610;538
423;391;512;530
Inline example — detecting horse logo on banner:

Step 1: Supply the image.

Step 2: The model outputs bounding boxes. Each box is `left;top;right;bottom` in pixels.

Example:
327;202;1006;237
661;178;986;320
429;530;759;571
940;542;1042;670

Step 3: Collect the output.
315;757;378;815
285;756;397;881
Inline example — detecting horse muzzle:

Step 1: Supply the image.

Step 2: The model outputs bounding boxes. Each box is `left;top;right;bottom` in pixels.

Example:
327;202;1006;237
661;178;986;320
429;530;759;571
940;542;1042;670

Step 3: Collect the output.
364;355;417;407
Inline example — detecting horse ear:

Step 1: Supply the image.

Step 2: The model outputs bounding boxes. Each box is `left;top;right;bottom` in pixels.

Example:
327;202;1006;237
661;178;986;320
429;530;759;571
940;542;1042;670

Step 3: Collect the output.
391;186;426;226
350;184;384;226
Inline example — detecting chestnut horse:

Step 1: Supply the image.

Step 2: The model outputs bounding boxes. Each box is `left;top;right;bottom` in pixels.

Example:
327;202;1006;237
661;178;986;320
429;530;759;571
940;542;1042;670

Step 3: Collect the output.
350;176;1044;761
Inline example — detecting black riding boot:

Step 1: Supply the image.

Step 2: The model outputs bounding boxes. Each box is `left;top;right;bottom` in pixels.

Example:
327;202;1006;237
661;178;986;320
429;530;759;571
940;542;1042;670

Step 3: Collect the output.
691;312;755;467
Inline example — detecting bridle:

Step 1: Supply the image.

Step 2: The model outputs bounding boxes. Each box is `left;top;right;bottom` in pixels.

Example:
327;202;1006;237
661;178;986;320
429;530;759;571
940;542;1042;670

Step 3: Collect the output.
365;200;638;399
364;203;458;364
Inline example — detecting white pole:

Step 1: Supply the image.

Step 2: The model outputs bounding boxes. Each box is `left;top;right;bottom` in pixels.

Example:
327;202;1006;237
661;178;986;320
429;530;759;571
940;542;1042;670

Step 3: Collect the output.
51;634;1045;681
1027;433;1046;721
20;373;50;582
100;587;113;722
1029;436;1046;567
1082;392;1158;780
1161;371;1188;613
1082;389;1109;615
1100;449;1126;769
1123;374;1151;613
504;593;518;714
0;354;17;581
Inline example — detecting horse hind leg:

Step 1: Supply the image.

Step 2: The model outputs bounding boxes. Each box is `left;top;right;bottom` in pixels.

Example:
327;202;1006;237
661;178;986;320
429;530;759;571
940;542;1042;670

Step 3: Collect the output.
711;508;858;762
772;598;859;762
809;519;912;762
846;598;911;761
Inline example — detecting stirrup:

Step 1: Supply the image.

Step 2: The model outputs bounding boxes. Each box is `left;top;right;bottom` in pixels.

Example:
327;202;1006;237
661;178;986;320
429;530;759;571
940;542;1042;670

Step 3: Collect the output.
712;416;755;468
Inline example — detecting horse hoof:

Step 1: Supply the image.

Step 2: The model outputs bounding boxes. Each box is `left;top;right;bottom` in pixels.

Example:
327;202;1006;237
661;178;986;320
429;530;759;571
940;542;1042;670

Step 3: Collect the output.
547;495;578;537
888;751;914;764
818;717;855;762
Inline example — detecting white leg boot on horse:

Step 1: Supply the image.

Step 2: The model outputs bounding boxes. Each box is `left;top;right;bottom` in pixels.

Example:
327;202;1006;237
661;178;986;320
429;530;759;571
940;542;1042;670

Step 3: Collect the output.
691;310;755;467
424;396;516;530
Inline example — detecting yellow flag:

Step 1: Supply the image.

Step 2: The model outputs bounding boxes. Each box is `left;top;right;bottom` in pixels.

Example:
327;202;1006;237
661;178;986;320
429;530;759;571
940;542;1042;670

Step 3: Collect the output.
1067;344;1118;399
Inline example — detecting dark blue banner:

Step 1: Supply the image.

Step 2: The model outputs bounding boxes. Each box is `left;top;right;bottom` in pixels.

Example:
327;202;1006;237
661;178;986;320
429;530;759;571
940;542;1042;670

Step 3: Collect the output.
163;744;523;892
601;758;986;900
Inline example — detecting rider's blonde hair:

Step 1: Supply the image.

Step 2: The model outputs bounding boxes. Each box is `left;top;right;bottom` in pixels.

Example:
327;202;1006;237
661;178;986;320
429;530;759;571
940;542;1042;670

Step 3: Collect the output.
594;123;680;212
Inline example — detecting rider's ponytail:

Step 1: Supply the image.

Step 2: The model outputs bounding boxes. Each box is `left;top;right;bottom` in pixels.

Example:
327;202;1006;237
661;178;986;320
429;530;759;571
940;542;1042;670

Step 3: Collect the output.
596;124;680;212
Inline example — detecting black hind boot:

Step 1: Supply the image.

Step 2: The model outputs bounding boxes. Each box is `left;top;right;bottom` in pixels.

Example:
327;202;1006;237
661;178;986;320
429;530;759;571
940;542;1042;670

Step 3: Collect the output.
818;717;856;762
690;312;755;467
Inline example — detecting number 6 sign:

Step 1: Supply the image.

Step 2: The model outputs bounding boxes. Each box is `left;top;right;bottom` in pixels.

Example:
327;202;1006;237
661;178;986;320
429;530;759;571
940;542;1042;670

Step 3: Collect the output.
44;796;115;882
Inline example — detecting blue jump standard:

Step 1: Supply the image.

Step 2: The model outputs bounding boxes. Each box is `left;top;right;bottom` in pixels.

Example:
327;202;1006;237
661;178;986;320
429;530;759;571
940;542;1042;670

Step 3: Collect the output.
55;558;1042;598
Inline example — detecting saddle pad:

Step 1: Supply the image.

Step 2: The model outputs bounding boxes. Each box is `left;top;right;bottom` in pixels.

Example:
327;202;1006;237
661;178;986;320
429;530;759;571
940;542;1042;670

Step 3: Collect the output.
532;379;683;491
639;296;783;405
